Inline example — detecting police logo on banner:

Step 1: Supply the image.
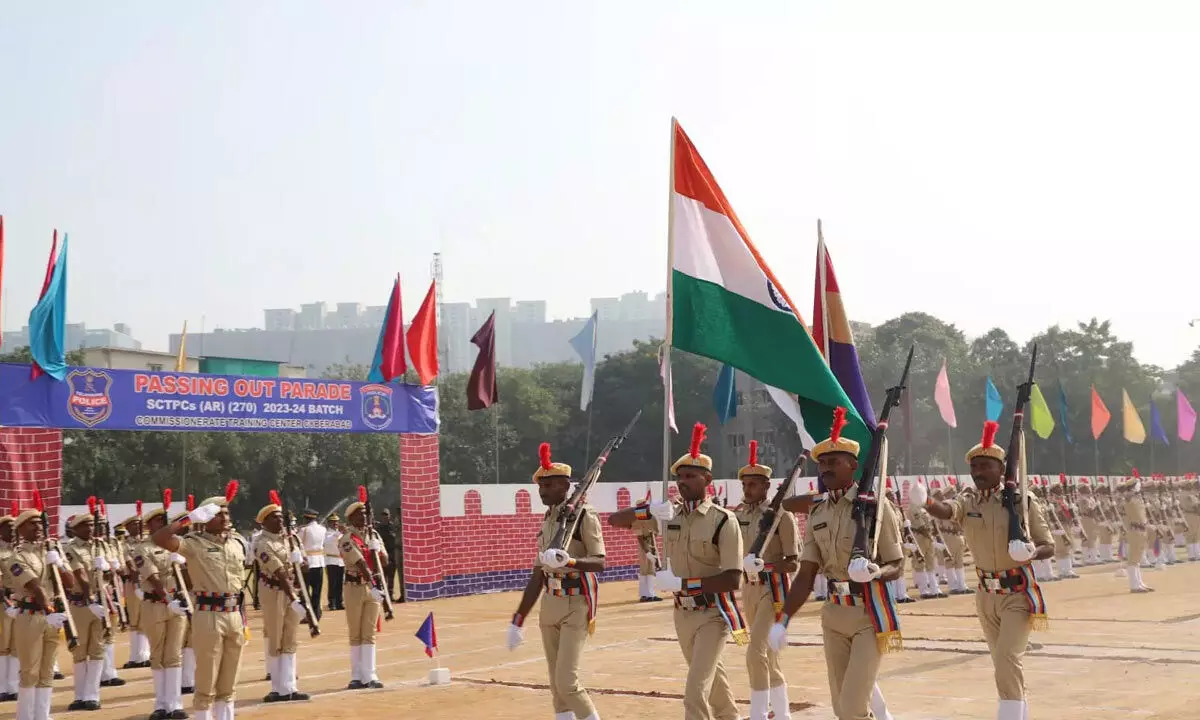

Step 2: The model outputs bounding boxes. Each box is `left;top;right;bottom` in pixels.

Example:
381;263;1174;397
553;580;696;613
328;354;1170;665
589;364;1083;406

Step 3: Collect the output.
360;384;394;430
67;369;114;427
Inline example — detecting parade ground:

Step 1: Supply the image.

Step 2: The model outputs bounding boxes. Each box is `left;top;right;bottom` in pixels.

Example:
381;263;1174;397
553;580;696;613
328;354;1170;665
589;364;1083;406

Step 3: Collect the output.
52;560;1200;720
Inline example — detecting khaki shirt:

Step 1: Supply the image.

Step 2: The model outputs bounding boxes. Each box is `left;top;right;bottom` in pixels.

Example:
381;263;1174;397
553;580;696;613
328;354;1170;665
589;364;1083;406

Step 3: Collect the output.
339;526;389;580
800;488;903;580
176;531;246;595
0;540;14;592
64;537;99;589
735;501;798;565
1122;495;1148;529
947;491;1053;573
909;506;934;536
1183;493;1200;514
254;531;289;579
534;503;605;571
132;541;179;594
663;499;742;580
8;542;55;601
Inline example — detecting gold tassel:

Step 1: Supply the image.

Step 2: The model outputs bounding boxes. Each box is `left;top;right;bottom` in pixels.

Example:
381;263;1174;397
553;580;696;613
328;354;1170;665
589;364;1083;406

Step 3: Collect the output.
730;628;750;647
876;631;904;655
587;619;596;637
772;601;784;615
1030;614;1049;632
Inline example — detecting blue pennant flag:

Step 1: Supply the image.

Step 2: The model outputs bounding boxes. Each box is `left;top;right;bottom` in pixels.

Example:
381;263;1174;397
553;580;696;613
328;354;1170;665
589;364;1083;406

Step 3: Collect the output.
415;612;437;657
28;235;69;381
1150;400;1169;445
569;312;598;411
713;364;737;424
985;376;1003;422
1057;383;1074;444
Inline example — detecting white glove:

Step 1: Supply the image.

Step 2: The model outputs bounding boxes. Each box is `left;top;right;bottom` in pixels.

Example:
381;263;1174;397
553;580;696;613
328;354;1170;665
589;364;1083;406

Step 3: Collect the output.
903;542;917;551
654;569;683;593
909;482;928;508
540;548;571;569
505;623;524;651
88;603;107;620
188;503;220;525
4;606;17;619
288;550;303;564
767;622;789;652
46;612;67;629
134;588;145;600
169;553;186;565
649;501;675;522
847;557;881;583
903;519;912;529
94;556;110;572
168;600;187;616
290;600;307;618
1052;528;1066;537
369;587;385;603
933;542;947;551
742;554;765;574
1008;540;1036;562
368;539;382;552
45;550;61;566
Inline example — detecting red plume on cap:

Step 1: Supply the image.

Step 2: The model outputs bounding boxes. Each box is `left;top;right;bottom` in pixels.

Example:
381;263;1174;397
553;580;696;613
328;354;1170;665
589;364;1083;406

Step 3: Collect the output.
748;440;758;467
1132;468;1141;478
830;407;847;443
1059;473;1067;484
689;423;707;458
99;500;107;516
163;489;172;511
87;496;97;514
32;490;44;513
186;495;195;511
539;442;553;471
224;480;239;503
981;421;999;449
269;490;282;507
357;485;368;504
136;500;143;516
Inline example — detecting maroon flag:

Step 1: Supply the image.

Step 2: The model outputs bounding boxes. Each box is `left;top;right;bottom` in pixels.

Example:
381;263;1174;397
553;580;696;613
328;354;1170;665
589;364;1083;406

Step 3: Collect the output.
467;311;498;411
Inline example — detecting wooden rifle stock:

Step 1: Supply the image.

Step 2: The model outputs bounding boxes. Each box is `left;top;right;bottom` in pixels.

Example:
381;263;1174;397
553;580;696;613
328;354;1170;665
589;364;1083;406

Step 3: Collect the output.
362;495;394;621
41;514;79;649
1002;347;1037;544
283;510;320;637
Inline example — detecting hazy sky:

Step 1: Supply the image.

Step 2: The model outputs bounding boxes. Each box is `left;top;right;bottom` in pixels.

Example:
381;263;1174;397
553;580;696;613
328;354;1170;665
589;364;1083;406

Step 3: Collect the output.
4;2;1200;368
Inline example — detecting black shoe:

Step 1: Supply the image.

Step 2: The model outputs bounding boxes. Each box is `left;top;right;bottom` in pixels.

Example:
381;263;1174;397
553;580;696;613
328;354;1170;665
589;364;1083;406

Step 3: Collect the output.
83;701;101;711
181;687;194;695
122;661;140;670
149;709;168;720
265;674;272;681
649;595;663;601
347;680;365;690
0;693;16;702
68;699;87;711
364;681;383;689
263;692;284;703
54;672;65;680
101;678;127;687
285;692;311;701
168;710;189;719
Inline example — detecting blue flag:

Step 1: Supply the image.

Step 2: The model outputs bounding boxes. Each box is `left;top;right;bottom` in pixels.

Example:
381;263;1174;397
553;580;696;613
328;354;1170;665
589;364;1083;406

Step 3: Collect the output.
985;376;1003;422
569;312;598;411
1150;400;1169;445
714;364;737;424
28;235;69;381
1057;383;1073;444
415;612;437;657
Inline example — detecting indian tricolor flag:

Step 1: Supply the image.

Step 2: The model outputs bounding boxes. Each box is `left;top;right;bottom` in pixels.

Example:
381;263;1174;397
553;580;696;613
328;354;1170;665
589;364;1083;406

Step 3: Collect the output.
668;120;870;454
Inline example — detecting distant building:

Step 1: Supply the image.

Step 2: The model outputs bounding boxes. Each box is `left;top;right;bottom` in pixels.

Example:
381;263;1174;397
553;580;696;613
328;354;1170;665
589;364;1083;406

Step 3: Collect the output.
82;347;199;373
264;308;297;332
3;322;141;353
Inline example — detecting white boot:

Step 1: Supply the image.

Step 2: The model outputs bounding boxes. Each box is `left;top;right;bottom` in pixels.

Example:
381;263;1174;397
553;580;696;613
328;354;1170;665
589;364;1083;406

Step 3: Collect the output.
266;654;279;695
896;575;909;599
997;698;1025;720
0;657;9;696
554;713;574;720
182;648;196;689
768;685;792;720
102;644;118;681
1125;565;1140;591
279;654;296;695
192;709;211;720
349;645;361;684
6;657;18;697
1136;566;1152;590
72;663;85;702
748;689;769;720
212;701;228;720
870;684;894;720
16;686;34;720
152;670;165;712
165;667;182;711
34;687;52;720
363;644;379;684
86;659;103;704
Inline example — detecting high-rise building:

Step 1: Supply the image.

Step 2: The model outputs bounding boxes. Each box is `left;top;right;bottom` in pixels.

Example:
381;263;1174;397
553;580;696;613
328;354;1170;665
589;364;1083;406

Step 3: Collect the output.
298;302;327;330
473;298;513;367
440;302;473;374
264;308;297;332
514;300;547;325
332;302;364;329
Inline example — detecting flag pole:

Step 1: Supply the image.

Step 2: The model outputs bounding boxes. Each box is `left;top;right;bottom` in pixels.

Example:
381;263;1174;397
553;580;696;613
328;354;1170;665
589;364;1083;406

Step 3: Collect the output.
817;220;830;360
662;117;678;504
494;401;501;484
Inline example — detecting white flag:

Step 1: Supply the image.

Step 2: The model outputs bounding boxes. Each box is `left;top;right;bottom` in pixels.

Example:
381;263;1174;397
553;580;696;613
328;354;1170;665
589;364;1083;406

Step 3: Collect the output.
569;312;598;411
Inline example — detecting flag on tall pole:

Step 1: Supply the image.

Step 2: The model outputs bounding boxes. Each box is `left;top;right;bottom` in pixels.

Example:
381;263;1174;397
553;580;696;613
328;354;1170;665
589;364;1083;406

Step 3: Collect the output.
666;119;868;453
1029;384;1055;439
569;311;598;411
367;275;407;383
933;359;957;428
984;376;1003;422
406;280;439;386
1121;389;1146;444
1057;383;1073;443
1177;389;1196;442
30;230;60;380
1091;385;1110;439
1150;400;1169;445
466;311;498;411
175;321;188;372
813;224;875;429
658;344;677;433
28;234;69;381
713;364;737;424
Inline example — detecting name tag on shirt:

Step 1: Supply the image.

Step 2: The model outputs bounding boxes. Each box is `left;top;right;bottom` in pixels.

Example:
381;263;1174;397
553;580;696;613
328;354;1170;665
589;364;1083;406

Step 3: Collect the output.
967;512;983;519
811;522;828;531
667;524;681;531
738;520;750;527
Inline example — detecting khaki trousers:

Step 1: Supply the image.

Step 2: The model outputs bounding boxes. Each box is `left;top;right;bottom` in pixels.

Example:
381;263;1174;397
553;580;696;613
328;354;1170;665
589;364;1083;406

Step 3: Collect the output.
1080;518;1099;552
538;594;595;718
942;534;966;569
262;587;298;656
673;607;739;720
126;582;142;629
1097;522;1114;545
0;612;13;656
344;582;379;646
1125;529;1147;566
742;583;784;691
14;613;59;688
1185;513;1200;544
191;610;245;709
820;602;881;720
143;601;185;669
974;590;1032;700
1053;534;1072;560
913;535;936;573
69;604;106;663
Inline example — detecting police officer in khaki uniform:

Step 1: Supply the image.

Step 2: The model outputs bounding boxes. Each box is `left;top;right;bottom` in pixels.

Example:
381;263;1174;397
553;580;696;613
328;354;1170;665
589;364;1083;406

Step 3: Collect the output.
169;507;197;697
1119;478;1153;591
9;502;71;720
907;498;943;599
935;487;971;595
253;495;310;703
121;511;153;670
611;423;743;720
735;440;798;720
0;509;19;703
632;506;662;602
915;420;1055;720
135;493;189;720
338;494;389;690
768;408;904;720
1183;477;1200;560
152;482;247;720
62;511;110;711
505;443;606;720
1076;482;1101;564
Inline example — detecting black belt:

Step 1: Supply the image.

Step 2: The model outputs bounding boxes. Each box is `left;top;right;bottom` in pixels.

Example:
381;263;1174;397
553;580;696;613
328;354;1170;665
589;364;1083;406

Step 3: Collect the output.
257;574;282;590
193;592;242;613
672;592;719;610
826;579;869;596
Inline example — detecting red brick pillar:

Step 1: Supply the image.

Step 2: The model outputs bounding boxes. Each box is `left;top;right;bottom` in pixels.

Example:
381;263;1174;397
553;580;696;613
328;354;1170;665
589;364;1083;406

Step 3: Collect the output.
0;428;64;529
399;433;441;600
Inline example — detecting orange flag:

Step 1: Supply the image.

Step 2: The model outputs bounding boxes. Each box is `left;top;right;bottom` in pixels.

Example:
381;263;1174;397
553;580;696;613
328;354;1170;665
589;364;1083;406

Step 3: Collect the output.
1091;385;1111;440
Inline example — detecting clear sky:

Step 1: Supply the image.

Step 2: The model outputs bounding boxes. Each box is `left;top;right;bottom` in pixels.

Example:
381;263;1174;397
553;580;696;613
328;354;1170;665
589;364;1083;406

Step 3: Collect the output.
3;2;1200;368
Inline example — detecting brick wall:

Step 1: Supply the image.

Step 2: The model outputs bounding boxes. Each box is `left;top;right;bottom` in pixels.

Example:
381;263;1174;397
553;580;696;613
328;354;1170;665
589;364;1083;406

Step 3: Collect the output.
0;428;64;528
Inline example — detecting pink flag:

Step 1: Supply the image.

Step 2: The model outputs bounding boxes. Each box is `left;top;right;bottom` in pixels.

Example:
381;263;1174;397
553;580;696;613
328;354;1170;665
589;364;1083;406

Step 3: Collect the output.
1178;389;1196;442
659;344;677;433
934;359;957;428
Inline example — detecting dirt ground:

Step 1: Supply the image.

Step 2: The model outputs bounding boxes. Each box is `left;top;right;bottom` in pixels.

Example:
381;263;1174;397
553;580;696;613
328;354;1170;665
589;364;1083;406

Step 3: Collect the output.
39;560;1200;720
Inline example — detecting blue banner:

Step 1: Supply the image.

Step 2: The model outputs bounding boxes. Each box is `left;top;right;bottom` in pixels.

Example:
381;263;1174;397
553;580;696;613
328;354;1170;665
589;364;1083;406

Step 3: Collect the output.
0;363;438;434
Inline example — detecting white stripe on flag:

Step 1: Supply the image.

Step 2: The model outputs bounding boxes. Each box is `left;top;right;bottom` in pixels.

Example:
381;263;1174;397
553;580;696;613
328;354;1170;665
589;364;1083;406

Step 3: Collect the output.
765;385;815;449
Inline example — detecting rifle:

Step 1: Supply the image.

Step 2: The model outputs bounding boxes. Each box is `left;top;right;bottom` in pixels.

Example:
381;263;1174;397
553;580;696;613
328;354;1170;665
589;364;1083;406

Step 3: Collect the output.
1002;346;1037;543
278;495;320;637
160;490;194;619
851;345;914;562
547;410;642;553
746;453;805;560
358;486;394;622
893;497;926;563
86;497;114;632
98;501;130;630
36;491;79;649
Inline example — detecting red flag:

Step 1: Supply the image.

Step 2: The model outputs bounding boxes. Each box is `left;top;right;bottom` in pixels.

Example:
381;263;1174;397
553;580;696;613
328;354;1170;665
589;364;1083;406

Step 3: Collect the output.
30;229;59;380
466;311;498;411
406;280;439;386
1091;385;1111;440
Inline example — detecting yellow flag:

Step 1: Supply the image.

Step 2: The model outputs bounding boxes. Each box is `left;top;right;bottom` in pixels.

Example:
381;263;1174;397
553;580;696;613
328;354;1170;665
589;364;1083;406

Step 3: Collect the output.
1122;389;1146;444
175;321;188;372
1029;384;1055;439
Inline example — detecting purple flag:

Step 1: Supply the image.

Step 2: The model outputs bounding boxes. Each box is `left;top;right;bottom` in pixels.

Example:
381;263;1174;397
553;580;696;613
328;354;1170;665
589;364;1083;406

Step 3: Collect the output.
1178;389;1196;442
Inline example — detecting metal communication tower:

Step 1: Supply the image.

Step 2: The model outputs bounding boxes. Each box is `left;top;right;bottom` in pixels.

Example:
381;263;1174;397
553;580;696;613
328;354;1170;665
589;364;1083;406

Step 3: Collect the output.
431;253;446;377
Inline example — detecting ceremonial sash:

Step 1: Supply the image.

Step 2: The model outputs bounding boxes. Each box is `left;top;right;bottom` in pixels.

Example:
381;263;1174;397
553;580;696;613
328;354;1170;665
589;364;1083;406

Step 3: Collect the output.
350;533;377;573
582;571;598;636
1016;565;1049;631
766;571;790;616
862;580;903;654
714;591;749;646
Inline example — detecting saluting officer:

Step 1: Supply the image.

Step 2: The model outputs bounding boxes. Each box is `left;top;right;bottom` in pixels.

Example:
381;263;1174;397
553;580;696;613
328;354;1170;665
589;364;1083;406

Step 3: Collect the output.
121;511;153;670
152;482;247;720
135;491;190;720
0;508;18;703
10;500;70;720
506;443;606;720
338;491;389;690
63;511;110;711
736;440;799;720
914;420;1055;720
631;495;662;603
253;494;310;703
611;423;744;720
